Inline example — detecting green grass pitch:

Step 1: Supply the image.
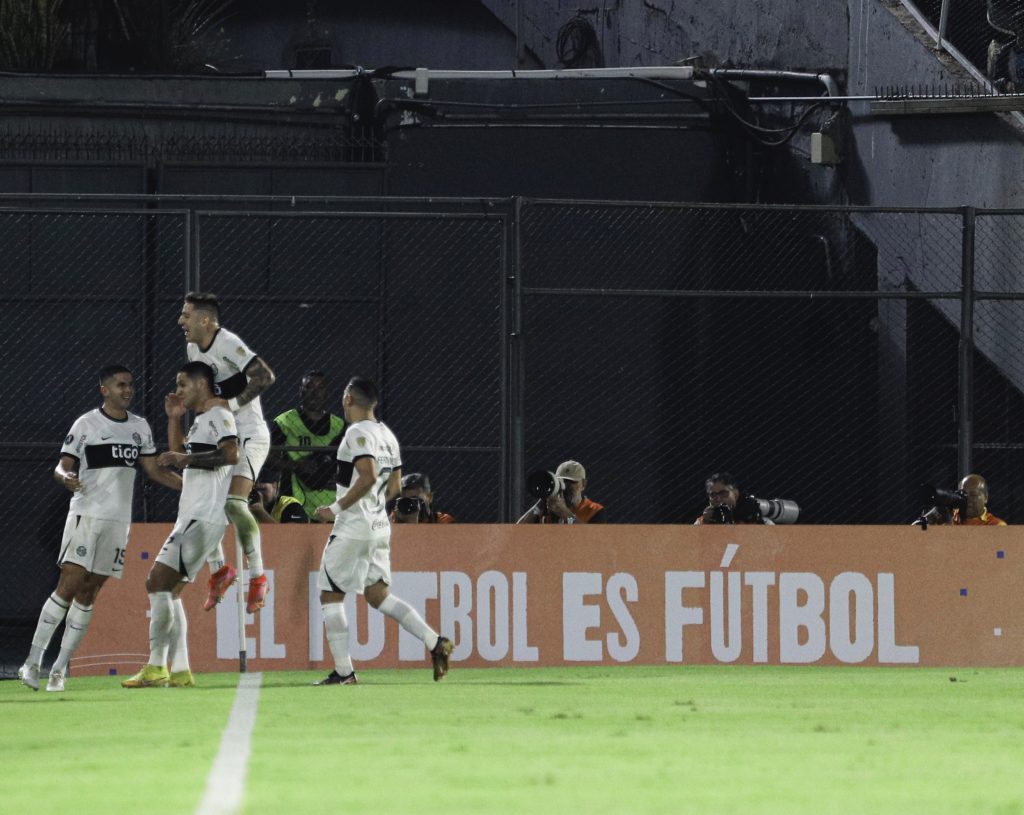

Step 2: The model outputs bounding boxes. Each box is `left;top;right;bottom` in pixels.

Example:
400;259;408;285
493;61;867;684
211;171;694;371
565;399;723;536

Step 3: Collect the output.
2;665;1023;814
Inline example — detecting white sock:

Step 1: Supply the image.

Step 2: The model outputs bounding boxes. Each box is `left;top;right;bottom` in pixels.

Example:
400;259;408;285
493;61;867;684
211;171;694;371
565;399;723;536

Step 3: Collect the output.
27;593;71;667
226;496;263;577
147;592;174;667
168;598;190;673
322;602;354;676
377;594;439;651
207;542;226;573
51;601;93;674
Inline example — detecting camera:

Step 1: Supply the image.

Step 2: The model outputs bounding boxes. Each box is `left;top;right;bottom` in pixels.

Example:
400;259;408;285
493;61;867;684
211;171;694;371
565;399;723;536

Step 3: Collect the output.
708;496;800;524
526;470;565;499
920;484;967;512
395;496;423;516
707;505;734;524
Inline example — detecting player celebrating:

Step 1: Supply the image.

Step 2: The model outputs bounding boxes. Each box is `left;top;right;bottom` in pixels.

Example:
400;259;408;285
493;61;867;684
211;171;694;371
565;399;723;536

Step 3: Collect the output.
178;292;275;614
314;377;453;685
19;365;182;693
121;362;239;688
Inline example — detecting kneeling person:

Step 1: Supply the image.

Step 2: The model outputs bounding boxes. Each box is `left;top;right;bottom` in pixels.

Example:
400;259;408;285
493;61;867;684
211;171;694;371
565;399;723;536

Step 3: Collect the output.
122;362;239;689
314;377;452;685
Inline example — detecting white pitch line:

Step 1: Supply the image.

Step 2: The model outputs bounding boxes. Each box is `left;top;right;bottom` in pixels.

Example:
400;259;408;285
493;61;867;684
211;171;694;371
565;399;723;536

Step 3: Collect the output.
194;672;263;815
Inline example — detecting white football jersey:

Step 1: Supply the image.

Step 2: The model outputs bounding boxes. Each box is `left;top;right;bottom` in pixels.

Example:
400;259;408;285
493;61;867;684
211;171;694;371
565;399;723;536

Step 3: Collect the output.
178;405;238;524
332;419;402;538
187;327;269;440
61;408;157;523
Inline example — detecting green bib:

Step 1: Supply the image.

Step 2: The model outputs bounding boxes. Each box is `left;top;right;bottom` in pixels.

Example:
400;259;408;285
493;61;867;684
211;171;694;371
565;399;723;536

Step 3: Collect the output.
273;409;345;519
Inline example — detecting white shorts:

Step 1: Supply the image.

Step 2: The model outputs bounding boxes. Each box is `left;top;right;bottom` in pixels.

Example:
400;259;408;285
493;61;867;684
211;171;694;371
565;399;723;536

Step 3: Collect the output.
58;514;130;579
233;435;270;482
317;533;392;595
156;517;228;581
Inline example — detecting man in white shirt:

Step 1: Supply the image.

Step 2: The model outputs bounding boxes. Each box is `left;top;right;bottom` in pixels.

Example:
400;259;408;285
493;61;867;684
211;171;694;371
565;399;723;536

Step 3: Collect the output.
121;361;239;689
19;365;182;693
178;292;275;615
314;377;453;685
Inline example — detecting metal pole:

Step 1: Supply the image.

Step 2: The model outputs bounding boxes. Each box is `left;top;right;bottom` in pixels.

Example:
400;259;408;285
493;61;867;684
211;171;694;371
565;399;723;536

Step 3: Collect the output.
237;539;247;672
509;197;525;520
957;206;976;478
937;0;950;49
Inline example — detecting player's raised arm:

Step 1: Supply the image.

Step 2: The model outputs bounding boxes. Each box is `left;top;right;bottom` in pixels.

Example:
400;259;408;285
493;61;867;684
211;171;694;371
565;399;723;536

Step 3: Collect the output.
164;392;186;454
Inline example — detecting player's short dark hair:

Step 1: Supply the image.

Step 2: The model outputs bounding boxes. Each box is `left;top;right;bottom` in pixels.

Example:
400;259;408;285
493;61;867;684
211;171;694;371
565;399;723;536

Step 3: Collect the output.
346;376;379;408
98;364;132;385
185;291;220;320
179;361;216;391
402;472;431;492
705;472;739;491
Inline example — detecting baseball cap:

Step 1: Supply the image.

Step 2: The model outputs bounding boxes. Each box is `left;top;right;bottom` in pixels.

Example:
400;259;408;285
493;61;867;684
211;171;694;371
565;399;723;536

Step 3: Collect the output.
555;460;586;481
402;472;432;491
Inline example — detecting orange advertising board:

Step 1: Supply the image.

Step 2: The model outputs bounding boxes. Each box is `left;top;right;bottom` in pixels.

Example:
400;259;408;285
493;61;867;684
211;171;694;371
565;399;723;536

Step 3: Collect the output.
74;523;1024;676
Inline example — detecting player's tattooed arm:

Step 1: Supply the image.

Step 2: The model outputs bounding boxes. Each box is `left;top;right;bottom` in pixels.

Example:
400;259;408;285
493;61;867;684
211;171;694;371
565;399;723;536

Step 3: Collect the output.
159;438;239;471
233;356;275;408
185;438;240;470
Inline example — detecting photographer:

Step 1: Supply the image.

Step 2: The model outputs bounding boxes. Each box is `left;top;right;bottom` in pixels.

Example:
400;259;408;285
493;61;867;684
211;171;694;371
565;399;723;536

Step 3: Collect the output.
919;473;1007;526
249;469;308;524
391;472;456;524
517;460;607;525
695;472;773;525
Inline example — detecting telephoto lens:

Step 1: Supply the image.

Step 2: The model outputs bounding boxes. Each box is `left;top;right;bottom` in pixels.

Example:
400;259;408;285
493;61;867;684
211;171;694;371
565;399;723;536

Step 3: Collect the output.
526;470;560;498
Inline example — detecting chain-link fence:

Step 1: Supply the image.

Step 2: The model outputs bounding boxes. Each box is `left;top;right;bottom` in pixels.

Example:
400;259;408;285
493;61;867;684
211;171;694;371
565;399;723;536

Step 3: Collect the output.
907;0;1024;89
2;194;1022;670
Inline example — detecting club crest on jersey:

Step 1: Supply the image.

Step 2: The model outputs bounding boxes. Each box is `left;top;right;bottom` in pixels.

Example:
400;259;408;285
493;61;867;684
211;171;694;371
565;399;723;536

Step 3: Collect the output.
65;434;73;445
75;545;87;557
132;432;142;446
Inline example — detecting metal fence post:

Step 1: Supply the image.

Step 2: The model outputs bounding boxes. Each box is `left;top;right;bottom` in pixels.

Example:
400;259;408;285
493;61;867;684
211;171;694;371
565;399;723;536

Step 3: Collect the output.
958;205;976;478
508;197;525;521
937;0;951;49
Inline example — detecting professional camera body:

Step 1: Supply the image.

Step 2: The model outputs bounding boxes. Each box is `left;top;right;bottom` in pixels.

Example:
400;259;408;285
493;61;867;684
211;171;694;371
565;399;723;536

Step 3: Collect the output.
706;495;800;525
395;496;424;516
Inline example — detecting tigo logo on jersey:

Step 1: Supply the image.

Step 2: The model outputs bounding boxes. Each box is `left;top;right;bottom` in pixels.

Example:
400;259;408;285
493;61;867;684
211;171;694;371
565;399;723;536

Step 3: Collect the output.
111;444;139;466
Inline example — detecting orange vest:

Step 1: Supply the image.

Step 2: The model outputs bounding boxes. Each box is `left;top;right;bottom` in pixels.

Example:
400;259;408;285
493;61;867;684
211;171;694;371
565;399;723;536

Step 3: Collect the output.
951;509;1007;526
571;496;604;524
